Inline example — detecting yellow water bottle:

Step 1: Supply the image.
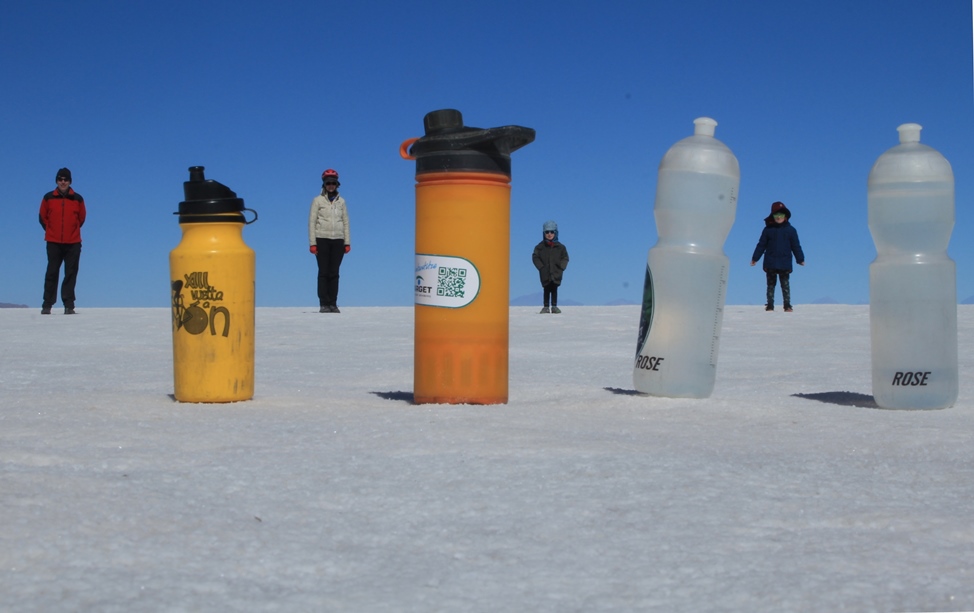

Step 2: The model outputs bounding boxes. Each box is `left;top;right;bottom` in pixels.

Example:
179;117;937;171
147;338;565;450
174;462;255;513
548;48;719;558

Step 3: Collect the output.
401;109;535;404
170;166;258;402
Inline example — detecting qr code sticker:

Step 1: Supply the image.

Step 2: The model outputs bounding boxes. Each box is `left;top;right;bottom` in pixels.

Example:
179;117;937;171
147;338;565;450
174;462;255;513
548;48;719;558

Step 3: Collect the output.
437;267;467;298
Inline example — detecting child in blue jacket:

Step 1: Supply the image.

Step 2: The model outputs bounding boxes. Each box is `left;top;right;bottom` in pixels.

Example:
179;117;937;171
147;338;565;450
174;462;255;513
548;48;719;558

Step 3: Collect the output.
751;201;805;312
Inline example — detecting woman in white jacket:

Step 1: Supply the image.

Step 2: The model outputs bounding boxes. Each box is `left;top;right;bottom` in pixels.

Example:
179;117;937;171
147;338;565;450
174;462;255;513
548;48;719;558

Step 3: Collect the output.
309;169;351;313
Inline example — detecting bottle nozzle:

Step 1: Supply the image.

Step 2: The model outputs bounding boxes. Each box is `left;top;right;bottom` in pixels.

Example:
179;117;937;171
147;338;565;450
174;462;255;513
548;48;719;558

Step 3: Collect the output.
897;123;922;144
407;109;535;176
693;117;718;137
180;166;242;210
424;109;464;135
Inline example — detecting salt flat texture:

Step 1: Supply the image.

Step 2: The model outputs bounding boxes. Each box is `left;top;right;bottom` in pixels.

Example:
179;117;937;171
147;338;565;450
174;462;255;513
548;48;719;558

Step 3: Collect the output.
2;305;973;612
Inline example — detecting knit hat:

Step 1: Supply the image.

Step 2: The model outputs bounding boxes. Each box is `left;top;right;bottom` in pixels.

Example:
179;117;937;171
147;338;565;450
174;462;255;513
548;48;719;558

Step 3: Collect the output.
769;201;791;220
542;220;559;241
56;167;72;182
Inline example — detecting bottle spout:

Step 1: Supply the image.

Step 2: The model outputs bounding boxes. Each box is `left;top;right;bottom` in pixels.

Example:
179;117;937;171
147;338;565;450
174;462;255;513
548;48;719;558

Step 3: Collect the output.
897;123;922;144
693;117;718;137
177;166;246;217
423;109;464;134
183;166;240;203
405;109;535;176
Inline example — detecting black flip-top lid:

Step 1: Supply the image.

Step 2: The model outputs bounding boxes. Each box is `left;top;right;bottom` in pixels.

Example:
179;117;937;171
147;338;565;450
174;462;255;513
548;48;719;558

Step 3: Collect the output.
177;166;245;215
407;109;535;176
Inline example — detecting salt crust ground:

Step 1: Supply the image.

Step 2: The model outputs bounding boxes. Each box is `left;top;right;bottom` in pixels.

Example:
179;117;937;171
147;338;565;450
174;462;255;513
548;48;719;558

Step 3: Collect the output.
2;305;973;612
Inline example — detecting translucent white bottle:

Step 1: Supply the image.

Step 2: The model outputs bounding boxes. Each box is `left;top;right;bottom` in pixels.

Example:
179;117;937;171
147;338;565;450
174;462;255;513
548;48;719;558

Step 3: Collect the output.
633;117;739;398
868;123;957;410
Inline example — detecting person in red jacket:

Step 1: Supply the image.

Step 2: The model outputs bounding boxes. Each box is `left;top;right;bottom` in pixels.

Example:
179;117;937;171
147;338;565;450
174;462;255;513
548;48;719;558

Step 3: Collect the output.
38;168;86;314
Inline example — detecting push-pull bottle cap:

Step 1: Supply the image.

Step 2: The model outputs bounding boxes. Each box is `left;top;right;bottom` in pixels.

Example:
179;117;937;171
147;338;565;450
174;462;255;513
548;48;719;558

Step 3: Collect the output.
175;166;257;224
693;117;718;137
897;123;922;144
401;109;536;176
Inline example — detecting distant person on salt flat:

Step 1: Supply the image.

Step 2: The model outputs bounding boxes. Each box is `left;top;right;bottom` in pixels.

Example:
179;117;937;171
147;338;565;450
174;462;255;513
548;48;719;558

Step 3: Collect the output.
39;167;86;315
532;220;570;314
309;168;351;313
750;201;805;312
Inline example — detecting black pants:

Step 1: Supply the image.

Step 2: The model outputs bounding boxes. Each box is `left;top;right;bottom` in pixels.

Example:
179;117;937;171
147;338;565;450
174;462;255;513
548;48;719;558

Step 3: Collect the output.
315;238;345;307
543;282;559;307
43;242;81;308
765;269;791;307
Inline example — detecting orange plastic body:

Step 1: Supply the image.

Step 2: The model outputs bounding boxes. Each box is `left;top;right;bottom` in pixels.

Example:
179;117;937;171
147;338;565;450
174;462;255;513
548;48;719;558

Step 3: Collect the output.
414;172;511;404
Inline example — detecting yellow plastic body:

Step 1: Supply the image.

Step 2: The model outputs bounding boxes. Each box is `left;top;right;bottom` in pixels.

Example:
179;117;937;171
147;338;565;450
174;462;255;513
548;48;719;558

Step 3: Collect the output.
170;218;255;402
414;172;510;404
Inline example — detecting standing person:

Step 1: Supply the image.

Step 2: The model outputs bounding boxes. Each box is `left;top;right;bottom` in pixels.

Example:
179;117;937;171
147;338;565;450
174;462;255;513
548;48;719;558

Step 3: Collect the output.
751;201;805;312
532;220;569;314
39;168;86;315
308;168;351;313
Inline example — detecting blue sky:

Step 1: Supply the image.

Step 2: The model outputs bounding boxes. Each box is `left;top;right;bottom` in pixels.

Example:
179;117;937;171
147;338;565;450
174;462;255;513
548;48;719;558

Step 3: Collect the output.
2;0;972;307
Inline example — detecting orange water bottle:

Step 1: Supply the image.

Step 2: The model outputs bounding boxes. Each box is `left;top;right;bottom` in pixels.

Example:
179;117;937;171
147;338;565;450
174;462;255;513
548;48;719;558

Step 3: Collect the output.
170;166;258;403
401;109;535;404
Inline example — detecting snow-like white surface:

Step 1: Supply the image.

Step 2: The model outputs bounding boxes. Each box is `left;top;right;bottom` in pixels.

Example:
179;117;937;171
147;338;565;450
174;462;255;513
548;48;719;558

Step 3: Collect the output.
2;305;973;612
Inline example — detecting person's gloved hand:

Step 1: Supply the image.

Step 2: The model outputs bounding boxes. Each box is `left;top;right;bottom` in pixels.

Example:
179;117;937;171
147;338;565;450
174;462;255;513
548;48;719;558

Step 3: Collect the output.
310;245;317;255
344;245;351;254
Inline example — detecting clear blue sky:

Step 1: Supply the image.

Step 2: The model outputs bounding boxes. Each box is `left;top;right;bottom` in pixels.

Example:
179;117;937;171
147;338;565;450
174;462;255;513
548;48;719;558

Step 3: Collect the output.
2;0;972;307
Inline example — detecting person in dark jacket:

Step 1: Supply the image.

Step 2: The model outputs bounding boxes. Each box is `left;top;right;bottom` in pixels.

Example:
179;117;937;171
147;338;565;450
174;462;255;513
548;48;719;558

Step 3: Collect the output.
39;168;86;314
751;201;805;312
532;220;569;314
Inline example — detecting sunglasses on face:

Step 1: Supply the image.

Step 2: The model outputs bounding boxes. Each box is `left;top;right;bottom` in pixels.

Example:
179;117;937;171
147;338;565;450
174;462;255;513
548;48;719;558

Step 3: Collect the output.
545;231;555;234
57;178;70;182
324;181;337;185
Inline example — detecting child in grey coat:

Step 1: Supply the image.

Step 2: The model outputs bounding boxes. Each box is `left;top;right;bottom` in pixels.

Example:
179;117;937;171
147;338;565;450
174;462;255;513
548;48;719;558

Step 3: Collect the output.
532;220;570;313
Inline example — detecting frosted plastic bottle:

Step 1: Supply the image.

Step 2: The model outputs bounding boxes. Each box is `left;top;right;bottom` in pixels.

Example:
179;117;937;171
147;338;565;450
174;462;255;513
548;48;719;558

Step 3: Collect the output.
868;123;957;410
633;118;740;398
401;109;535;404
170;166;258;403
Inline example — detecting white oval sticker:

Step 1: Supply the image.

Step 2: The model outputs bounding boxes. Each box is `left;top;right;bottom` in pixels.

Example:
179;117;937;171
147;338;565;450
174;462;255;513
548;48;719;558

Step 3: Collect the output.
415;254;481;308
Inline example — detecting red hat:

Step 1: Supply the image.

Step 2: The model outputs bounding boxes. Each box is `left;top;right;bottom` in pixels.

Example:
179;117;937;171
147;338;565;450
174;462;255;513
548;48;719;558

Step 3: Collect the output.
771;201;786;214
321;168;340;187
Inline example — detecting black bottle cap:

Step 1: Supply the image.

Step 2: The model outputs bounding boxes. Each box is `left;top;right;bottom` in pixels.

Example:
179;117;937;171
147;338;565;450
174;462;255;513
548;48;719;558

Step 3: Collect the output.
407;109;535;177
177;166;245;215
